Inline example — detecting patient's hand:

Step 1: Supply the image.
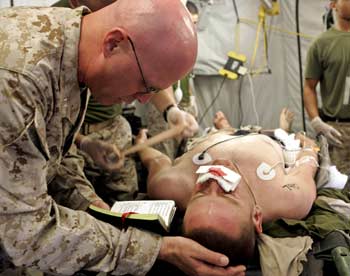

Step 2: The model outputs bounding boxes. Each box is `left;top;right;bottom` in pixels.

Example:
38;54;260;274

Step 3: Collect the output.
214;111;232;129
159;236;246;276
279;108;295;132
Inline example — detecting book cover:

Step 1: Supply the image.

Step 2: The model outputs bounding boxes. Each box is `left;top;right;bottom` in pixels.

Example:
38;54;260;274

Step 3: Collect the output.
88;200;176;234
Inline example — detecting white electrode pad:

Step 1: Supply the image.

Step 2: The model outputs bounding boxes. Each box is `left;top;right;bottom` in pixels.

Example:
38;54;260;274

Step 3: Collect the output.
256;162;276;180
196;165;241;192
192;152;212;165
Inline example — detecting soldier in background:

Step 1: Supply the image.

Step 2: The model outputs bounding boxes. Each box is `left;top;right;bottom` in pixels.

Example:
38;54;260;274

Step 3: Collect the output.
304;0;350;174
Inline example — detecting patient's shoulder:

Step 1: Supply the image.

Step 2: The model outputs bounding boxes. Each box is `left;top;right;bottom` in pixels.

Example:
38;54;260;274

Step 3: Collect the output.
277;175;316;219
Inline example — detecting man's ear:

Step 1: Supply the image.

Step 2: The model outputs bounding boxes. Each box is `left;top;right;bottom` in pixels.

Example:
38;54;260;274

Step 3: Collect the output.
252;205;263;234
103;28;128;58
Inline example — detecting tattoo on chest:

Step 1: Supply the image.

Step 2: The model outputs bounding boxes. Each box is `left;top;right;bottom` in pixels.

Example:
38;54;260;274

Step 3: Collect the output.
283;183;300;191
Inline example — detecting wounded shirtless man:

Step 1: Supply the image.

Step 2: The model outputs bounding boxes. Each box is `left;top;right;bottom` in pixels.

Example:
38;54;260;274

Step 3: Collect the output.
136;110;320;266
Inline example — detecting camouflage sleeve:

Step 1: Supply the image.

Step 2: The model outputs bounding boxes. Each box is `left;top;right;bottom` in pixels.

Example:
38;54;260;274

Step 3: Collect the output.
49;144;102;211
0;70;161;275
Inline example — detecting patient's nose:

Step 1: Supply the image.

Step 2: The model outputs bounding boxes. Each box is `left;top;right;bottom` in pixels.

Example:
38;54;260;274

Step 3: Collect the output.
203;178;225;194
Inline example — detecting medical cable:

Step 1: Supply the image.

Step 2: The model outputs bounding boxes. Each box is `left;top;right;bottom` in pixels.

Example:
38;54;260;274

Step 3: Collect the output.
195;133;259;161
232;0;240;24
259;134;293;174
231;160;257;206
198;76;227;126
232;0;241;52
197;0;241;127
247;74;260;126
194;131;320;180
233;0;261;126
238;76;244;126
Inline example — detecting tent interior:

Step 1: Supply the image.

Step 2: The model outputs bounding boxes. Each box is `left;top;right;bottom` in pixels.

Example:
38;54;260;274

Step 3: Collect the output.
1;0;349;276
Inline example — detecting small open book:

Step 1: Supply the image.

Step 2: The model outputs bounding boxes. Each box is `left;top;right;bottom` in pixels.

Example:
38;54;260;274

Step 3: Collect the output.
88;200;176;234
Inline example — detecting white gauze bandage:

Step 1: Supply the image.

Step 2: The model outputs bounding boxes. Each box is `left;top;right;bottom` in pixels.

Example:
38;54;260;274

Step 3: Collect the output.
196;165;241;192
295;156;319;167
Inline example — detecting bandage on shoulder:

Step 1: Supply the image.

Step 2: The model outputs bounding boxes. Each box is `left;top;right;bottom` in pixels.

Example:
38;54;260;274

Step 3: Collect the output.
196;165;241;192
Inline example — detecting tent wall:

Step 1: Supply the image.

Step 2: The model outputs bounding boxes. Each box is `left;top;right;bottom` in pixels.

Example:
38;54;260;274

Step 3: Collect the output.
193;0;328;134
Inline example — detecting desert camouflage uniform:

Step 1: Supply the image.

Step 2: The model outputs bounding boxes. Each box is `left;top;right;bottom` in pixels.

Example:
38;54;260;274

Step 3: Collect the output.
80;115;138;204
0;6;161;275
327;122;350;174
53;0;138;207
144;103;178;160
48;142;103;210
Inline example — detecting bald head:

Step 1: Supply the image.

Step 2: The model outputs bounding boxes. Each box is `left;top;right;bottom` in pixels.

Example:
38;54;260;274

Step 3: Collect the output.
114;0;197;85
79;0;197;105
69;0;116;11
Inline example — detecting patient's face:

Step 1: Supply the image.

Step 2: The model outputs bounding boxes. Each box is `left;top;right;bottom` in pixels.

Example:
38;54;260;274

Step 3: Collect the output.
183;177;254;240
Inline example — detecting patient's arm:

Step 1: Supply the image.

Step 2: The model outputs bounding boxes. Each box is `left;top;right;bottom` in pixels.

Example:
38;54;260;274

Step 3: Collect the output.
281;133;318;219
214;108;294;132
136;130;192;210
136;129;172;183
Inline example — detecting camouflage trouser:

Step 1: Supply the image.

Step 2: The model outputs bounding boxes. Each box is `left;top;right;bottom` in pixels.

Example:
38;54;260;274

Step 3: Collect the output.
144;103;178;160
80;115;138;204
327;122;350;175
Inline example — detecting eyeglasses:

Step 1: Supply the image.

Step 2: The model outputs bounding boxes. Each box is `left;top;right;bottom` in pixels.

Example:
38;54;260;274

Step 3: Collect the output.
127;37;160;94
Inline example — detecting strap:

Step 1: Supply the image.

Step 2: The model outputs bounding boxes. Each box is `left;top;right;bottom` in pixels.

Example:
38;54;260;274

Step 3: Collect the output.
162;104;176;122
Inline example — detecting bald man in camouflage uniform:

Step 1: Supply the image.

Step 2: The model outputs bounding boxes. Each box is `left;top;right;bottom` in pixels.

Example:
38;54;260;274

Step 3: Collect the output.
52;0;199;205
52;0;138;207
0;3;242;276
0;7;160;275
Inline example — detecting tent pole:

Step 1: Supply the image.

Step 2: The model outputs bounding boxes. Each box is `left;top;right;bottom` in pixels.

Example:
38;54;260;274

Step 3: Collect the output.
295;0;307;132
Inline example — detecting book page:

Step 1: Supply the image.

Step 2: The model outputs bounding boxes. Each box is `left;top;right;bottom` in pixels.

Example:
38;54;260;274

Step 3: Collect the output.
111;200;176;226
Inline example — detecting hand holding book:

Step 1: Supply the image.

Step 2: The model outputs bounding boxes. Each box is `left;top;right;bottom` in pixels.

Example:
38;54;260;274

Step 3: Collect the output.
89;200;176;234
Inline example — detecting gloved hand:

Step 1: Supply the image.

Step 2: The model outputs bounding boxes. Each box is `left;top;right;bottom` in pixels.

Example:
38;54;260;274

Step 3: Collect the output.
310;116;342;146
167;106;199;138
79;136;124;172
